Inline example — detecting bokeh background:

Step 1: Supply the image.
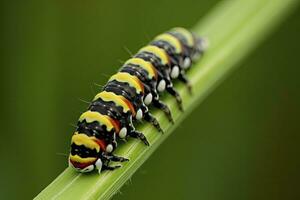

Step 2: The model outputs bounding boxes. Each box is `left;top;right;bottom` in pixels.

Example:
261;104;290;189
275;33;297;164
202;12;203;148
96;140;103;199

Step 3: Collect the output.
0;0;299;199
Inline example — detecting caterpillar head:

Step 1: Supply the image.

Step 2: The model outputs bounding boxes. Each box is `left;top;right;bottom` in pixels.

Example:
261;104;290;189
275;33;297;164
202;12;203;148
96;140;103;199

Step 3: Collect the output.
69;133;103;173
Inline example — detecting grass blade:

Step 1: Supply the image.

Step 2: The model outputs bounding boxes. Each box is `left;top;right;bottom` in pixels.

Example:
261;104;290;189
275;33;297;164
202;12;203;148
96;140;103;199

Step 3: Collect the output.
35;0;298;199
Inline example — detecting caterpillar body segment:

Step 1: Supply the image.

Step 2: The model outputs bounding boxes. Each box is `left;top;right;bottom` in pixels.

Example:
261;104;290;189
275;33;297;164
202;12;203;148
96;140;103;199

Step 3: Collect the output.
121;58;174;122
69;27;207;173
152;33;184;75
104;75;163;133
135;46;184;110
151;33;193;92
168;27;206;69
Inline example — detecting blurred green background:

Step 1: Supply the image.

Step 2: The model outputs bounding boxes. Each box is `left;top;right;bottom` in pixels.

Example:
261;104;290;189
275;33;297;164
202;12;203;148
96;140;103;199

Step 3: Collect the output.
0;0;299;199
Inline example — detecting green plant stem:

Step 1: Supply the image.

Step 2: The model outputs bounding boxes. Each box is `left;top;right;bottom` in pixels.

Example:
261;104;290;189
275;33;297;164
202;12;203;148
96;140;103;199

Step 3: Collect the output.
35;0;298;199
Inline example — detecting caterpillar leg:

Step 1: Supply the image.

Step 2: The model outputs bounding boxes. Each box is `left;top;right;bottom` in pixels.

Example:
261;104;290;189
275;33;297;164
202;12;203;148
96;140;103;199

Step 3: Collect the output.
165;84;183;111
128;130;150;146
152;98;174;123
119;117;150;146
178;72;192;94
138;101;164;133
145;87;174;123
108;132;118;149
102;154;129;162
156;69;183;111
143;111;164;133
102;164;121;171
157;76;183;111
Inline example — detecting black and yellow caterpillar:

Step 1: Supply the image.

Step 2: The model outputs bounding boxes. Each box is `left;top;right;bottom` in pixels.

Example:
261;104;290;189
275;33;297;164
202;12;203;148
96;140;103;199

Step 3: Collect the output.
69;27;207;173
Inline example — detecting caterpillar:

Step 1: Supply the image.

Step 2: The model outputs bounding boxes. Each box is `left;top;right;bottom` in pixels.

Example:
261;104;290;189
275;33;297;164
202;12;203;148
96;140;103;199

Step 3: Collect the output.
69;27;207;173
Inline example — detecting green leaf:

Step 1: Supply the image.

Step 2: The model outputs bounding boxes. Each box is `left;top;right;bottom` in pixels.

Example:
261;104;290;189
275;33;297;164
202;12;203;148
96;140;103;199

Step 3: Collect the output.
34;0;298;199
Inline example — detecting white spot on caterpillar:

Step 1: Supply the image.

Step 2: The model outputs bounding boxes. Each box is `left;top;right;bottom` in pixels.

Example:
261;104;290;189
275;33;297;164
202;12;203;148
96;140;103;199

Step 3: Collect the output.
144;93;153;105
119;127;127;138
170;66;180;79
201;37;210;50
80;165;94;173
95;158;103;174
157;80;166;92
183;58;191;69
192;52;201;61
106;144;113;153
136;109;143;120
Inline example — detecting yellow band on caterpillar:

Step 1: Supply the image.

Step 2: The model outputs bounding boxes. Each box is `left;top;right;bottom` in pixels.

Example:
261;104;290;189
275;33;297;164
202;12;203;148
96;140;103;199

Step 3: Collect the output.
125;58;157;79
79;111;114;132
139;45;169;65
69;154;97;164
109;72;144;93
71;133;100;152
172;27;194;47
93;91;131;113
155;33;183;54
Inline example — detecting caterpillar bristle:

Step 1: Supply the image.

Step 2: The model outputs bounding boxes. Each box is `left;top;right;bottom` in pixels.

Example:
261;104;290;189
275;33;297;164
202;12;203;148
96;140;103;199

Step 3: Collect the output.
123;46;134;57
